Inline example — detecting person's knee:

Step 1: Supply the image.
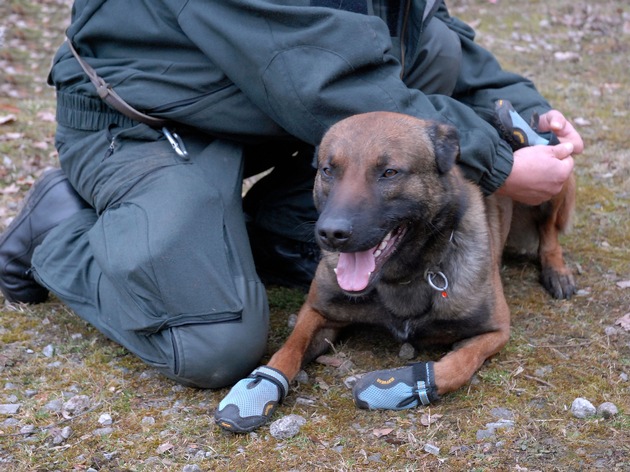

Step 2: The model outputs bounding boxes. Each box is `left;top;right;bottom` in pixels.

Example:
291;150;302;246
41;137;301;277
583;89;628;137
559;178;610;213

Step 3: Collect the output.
161;319;269;389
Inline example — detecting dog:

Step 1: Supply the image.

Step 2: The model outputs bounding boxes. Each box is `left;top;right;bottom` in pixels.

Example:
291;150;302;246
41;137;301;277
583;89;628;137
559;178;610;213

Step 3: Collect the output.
215;111;575;432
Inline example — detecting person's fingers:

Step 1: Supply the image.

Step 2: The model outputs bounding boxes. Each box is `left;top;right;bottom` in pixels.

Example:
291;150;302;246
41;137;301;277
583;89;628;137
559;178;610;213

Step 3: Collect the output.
538;110;565;133
539;111;585;154
552;142;574;160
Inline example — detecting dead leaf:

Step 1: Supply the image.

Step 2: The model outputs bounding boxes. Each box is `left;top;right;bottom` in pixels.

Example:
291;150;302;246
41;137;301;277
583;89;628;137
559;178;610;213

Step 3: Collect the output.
615;280;630;289
372;427;394;438
156;442;174;454
315;355;344;367
0;132;23;141
554;51;580;62
0;183;20;195
420;413;443;426
0;114;17;125
614;314;630;331
36;110;56;122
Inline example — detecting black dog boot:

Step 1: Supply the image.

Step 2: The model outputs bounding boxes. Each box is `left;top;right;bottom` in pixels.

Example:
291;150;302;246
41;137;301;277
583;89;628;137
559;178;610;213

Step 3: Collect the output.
0;169;90;303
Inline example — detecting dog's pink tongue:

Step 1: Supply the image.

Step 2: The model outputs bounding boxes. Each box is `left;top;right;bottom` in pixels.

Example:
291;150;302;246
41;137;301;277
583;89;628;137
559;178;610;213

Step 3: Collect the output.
336;248;376;292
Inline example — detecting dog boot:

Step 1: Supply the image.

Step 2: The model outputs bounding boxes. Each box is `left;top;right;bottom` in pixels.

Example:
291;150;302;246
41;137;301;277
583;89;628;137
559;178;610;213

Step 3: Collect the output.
214;365;289;433
353;362;439;410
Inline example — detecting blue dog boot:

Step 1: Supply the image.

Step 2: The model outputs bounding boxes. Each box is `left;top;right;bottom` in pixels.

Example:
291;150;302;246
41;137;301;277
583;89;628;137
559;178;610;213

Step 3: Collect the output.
215;365;289;433
353;362;439;410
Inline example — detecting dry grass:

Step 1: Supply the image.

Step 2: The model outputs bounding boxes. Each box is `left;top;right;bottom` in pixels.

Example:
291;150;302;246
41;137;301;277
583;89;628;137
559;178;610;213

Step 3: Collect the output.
1;0;628;470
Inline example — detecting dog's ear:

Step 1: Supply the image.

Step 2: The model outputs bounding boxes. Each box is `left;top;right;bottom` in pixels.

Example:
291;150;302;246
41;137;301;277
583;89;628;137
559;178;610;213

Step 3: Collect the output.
430;123;460;174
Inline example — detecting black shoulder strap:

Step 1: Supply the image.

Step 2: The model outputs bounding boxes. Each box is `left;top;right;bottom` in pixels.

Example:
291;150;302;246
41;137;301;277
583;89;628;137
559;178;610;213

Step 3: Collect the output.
65;36;169;128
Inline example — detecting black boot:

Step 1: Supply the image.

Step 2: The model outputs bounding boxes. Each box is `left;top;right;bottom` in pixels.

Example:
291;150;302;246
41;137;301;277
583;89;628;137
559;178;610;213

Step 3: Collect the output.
247;223;320;291
0;169;90;303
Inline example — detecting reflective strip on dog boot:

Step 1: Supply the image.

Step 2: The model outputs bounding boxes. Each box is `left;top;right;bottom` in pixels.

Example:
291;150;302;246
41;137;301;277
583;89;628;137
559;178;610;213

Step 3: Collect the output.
214;365;290;433
352;362;439;410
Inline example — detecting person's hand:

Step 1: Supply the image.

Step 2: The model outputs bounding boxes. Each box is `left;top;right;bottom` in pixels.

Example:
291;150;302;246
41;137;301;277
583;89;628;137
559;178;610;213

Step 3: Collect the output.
497;142;575;206
497;110;582;206
537;110;584;154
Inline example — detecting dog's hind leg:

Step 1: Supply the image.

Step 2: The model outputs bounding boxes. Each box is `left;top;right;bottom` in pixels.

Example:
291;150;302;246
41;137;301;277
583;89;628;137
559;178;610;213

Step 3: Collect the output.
538;174;576;299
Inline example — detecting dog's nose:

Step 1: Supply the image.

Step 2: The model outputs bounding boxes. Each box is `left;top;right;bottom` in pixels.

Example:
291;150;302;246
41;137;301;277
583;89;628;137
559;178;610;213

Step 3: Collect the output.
317;218;352;249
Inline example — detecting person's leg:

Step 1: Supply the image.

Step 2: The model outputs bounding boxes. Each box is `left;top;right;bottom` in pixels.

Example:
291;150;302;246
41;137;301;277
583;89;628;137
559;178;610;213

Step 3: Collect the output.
242;141;320;290
32;124;268;388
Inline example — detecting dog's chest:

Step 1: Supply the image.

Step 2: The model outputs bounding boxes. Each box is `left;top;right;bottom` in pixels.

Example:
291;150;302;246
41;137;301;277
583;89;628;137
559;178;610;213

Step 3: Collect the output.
323;280;493;346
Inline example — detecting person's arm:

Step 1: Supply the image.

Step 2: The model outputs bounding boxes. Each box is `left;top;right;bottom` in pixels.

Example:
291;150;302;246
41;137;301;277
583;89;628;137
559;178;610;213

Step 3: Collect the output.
177;0;513;190
435;4;583;202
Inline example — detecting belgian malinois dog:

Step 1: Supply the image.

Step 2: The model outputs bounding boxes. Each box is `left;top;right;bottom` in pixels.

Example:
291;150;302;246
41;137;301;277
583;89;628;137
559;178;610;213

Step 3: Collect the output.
216;111;575;433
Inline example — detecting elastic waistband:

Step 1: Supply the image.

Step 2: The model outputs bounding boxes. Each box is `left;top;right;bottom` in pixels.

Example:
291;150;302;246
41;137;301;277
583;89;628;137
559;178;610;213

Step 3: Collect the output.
56;91;140;131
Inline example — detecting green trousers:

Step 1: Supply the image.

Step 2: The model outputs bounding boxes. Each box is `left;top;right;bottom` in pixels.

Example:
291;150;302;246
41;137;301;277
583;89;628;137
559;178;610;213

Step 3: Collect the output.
33;122;272;388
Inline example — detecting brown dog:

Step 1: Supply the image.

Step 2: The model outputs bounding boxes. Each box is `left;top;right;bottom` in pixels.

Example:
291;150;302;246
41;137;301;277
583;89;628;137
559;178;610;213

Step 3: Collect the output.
215;111;575;433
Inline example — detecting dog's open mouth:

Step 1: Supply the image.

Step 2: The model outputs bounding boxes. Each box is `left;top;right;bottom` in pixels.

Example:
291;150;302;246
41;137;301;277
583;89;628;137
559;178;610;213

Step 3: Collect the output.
334;225;407;293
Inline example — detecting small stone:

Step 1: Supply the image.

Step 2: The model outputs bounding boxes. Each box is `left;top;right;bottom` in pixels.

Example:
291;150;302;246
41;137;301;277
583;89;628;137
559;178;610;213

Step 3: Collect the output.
0;404;21;415
44;399;64;413
476;429;495;440
24;390;38;398
20;425;36;435
343;375;361;389
604;326;621;337
63;395;91;415
269;414;306;440
294;370;309;384
287;313;298;329
486;419;515;431
490;408;515;420
60;426;72;439
597;402;618;419
93;427;114;436
398;343;416;360
142;416;156;425
98;413;113;426
534;365;553;378
295;396;316;407
571;398;596;418
183;465;202;472
42;344;55;358
424;443;440;456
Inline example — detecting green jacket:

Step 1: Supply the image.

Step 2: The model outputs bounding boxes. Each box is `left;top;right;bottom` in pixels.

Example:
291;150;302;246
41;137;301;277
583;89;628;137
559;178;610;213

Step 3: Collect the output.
49;0;552;194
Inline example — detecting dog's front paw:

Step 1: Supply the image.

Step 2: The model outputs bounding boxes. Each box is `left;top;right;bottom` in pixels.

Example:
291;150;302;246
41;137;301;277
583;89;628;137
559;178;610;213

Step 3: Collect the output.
540;266;576;299
214;366;289;433
353;362;439;410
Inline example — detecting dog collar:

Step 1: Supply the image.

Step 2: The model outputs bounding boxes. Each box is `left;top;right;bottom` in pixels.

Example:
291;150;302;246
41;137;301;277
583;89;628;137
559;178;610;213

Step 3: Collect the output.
425;270;449;298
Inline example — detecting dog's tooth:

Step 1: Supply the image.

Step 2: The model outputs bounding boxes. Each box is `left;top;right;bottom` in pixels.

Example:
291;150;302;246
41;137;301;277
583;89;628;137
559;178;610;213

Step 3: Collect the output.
333;268;338;274
378;240;388;250
374;249;382;258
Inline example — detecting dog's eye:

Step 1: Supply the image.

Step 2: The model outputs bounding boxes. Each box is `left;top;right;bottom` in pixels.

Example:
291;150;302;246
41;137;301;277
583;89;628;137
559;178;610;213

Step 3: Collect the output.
321;167;333;177
382;169;398;178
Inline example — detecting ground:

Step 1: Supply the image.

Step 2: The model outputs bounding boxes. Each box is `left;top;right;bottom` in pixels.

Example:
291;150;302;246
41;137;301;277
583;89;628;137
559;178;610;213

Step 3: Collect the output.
0;0;628;471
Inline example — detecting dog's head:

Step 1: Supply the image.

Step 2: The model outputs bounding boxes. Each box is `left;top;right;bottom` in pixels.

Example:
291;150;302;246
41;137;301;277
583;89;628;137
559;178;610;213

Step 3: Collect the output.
314;111;460;294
